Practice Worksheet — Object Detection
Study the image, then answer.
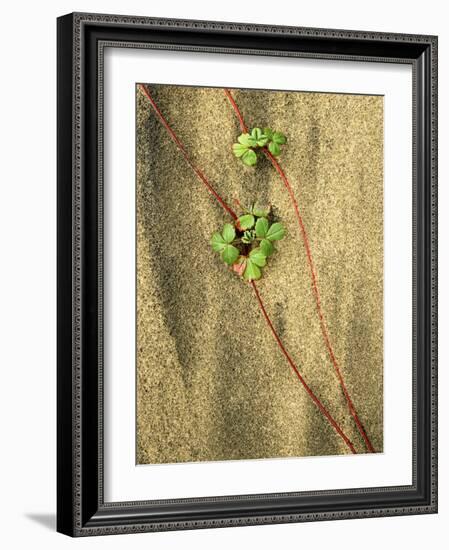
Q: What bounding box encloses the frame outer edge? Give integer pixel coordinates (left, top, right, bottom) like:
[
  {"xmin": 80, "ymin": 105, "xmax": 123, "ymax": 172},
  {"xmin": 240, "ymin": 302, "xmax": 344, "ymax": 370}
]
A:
[
  {"xmin": 57, "ymin": 13, "xmax": 77, "ymax": 537},
  {"xmin": 57, "ymin": 12, "xmax": 438, "ymax": 536},
  {"xmin": 70, "ymin": 11, "xmax": 437, "ymax": 44}
]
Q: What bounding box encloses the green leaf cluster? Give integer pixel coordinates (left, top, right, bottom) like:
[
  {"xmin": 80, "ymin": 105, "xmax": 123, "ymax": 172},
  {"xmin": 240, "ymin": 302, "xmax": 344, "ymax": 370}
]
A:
[
  {"xmin": 210, "ymin": 223, "xmax": 239, "ymax": 266},
  {"xmin": 232, "ymin": 127, "xmax": 287, "ymax": 166},
  {"xmin": 210, "ymin": 208, "xmax": 286, "ymax": 282}
]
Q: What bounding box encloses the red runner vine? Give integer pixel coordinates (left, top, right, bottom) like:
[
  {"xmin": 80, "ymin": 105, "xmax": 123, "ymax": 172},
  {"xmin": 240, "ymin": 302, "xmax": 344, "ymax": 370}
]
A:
[{"xmin": 224, "ymin": 88, "xmax": 375, "ymax": 453}]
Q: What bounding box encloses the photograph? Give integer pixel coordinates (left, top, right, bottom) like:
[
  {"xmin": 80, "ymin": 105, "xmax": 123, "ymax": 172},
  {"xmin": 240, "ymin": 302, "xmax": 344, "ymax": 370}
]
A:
[{"xmin": 136, "ymin": 83, "xmax": 384, "ymax": 463}]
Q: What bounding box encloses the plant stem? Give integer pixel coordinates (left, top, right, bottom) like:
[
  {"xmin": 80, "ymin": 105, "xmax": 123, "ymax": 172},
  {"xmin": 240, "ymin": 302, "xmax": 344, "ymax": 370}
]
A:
[
  {"xmin": 233, "ymin": 198, "xmax": 246, "ymax": 212},
  {"xmin": 233, "ymin": 237, "xmax": 262, "ymax": 244},
  {"xmin": 224, "ymin": 88, "xmax": 375, "ymax": 453},
  {"xmin": 139, "ymin": 84, "xmax": 238, "ymax": 221},
  {"xmin": 251, "ymin": 281, "xmax": 356, "ymax": 454},
  {"xmin": 139, "ymin": 84, "xmax": 356, "ymax": 453},
  {"xmin": 264, "ymin": 149, "xmax": 375, "ymax": 453},
  {"xmin": 224, "ymin": 89, "xmax": 249, "ymax": 133}
]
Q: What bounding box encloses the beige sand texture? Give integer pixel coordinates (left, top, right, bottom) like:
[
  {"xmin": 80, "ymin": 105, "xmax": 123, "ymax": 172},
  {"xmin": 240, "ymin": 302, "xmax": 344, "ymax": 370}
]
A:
[{"xmin": 136, "ymin": 84, "xmax": 383, "ymax": 464}]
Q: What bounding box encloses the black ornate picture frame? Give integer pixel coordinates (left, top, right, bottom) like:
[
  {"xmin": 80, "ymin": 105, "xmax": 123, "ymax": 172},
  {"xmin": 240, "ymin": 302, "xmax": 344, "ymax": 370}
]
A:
[{"xmin": 57, "ymin": 12, "xmax": 438, "ymax": 536}]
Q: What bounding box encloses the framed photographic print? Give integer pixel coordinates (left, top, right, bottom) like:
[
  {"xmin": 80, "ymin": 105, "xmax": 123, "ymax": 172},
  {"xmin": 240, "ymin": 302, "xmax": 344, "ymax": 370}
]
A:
[{"xmin": 57, "ymin": 12, "xmax": 438, "ymax": 536}]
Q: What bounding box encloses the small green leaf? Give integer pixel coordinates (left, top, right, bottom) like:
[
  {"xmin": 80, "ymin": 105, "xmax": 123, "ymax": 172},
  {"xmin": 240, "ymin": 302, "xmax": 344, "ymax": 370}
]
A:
[
  {"xmin": 255, "ymin": 217, "xmax": 269, "ymax": 238},
  {"xmin": 222, "ymin": 223, "xmax": 236, "ymax": 244},
  {"xmin": 233, "ymin": 143, "xmax": 248, "ymax": 158},
  {"xmin": 243, "ymin": 258, "xmax": 262, "ymax": 281},
  {"xmin": 251, "ymin": 128, "xmax": 263, "ymax": 140},
  {"xmin": 266, "ymin": 222, "xmax": 286, "ymax": 241},
  {"xmin": 221, "ymin": 244, "xmax": 239, "ymax": 265},
  {"xmin": 238, "ymin": 133, "xmax": 256, "ymax": 147},
  {"xmin": 242, "ymin": 229, "xmax": 256, "ymax": 244},
  {"xmin": 252, "ymin": 204, "xmax": 270, "ymax": 218},
  {"xmin": 263, "ymin": 127, "xmax": 273, "ymax": 140},
  {"xmin": 238, "ymin": 214, "xmax": 255, "ymax": 230},
  {"xmin": 260, "ymin": 238, "xmax": 274, "ymax": 256},
  {"xmin": 211, "ymin": 232, "xmax": 226, "ymax": 252},
  {"xmin": 242, "ymin": 149, "xmax": 257, "ymax": 166},
  {"xmin": 268, "ymin": 141, "xmax": 281, "ymax": 156},
  {"xmin": 249, "ymin": 248, "xmax": 267, "ymax": 267},
  {"xmin": 272, "ymin": 132, "xmax": 287, "ymax": 145}
]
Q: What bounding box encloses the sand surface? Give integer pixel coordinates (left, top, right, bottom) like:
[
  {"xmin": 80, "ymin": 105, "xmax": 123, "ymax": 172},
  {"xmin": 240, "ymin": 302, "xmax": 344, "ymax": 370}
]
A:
[{"xmin": 136, "ymin": 84, "xmax": 383, "ymax": 463}]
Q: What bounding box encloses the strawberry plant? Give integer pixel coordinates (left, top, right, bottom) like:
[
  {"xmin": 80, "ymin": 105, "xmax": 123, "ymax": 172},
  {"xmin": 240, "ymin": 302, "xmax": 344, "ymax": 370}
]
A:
[
  {"xmin": 232, "ymin": 127, "xmax": 287, "ymax": 166},
  {"xmin": 211, "ymin": 204, "xmax": 286, "ymax": 281}
]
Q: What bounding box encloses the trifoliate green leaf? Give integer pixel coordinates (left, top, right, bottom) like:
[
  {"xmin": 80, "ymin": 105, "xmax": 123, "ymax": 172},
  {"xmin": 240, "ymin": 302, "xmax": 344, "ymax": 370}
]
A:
[
  {"xmin": 233, "ymin": 143, "xmax": 248, "ymax": 158},
  {"xmin": 268, "ymin": 141, "xmax": 281, "ymax": 156},
  {"xmin": 221, "ymin": 244, "xmax": 239, "ymax": 265},
  {"xmin": 272, "ymin": 132, "xmax": 287, "ymax": 145},
  {"xmin": 243, "ymin": 258, "xmax": 262, "ymax": 281},
  {"xmin": 238, "ymin": 214, "xmax": 255, "ymax": 230},
  {"xmin": 260, "ymin": 238, "xmax": 274, "ymax": 256},
  {"xmin": 249, "ymin": 248, "xmax": 267, "ymax": 267},
  {"xmin": 266, "ymin": 222, "xmax": 286, "ymax": 241},
  {"xmin": 255, "ymin": 217, "xmax": 269, "ymax": 238},
  {"xmin": 211, "ymin": 232, "xmax": 226, "ymax": 252},
  {"xmin": 242, "ymin": 149, "xmax": 257, "ymax": 166},
  {"xmin": 251, "ymin": 127, "xmax": 269, "ymax": 147},
  {"xmin": 222, "ymin": 223, "xmax": 236, "ymax": 244}
]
